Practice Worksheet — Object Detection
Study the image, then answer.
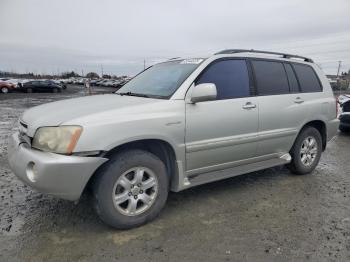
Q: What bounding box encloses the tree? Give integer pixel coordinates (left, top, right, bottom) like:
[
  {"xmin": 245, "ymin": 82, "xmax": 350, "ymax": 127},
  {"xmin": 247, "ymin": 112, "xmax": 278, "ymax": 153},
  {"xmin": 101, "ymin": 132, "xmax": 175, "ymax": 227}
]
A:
[
  {"xmin": 61, "ymin": 71, "xmax": 80, "ymax": 78},
  {"xmin": 86, "ymin": 72, "xmax": 99, "ymax": 79},
  {"xmin": 102, "ymin": 74, "xmax": 111, "ymax": 79}
]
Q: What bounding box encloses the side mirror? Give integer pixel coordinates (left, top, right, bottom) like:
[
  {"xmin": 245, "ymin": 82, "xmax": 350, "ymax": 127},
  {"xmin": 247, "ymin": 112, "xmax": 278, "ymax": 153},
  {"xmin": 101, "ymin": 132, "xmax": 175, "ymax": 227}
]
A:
[{"xmin": 190, "ymin": 83, "xmax": 217, "ymax": 103}]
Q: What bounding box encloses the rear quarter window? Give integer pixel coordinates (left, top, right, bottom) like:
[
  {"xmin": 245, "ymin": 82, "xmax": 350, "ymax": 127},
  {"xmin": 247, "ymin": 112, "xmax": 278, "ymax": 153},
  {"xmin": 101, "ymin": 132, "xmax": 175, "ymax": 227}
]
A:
[{"xmin": 292, "ymin": 64, "xmax": 322, "ymax": 93}]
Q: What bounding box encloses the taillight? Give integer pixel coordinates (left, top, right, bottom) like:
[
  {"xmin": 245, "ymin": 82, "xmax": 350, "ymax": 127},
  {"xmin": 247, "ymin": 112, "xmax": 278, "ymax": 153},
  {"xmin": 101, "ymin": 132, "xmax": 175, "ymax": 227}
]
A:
[{"xmin": 336, "ymin": 97, "xmax": 340, "ymax": 118}]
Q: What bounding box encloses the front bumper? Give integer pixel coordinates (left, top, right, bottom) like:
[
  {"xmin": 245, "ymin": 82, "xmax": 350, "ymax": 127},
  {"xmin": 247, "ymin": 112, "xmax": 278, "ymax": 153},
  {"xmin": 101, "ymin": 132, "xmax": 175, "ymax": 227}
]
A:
[{"xmin": 7, "ymin": 132, "xmax": 108, "ymax": 201}]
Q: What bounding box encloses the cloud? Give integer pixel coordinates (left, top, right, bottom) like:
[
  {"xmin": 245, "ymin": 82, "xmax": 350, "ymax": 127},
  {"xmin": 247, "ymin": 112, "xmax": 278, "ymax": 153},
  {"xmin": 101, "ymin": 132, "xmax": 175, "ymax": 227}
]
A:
[{"xmin": 1, "ymin": 0, "xmax": 349, "ymax": 75}]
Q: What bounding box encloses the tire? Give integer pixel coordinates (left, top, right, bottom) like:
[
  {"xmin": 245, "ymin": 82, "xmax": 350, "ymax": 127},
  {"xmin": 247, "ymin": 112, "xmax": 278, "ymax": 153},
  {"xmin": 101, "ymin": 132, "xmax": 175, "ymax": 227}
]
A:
[
  {"xmin": 1, "ymin": 87, "xmax": 9, "ymax": 94},
  {"xmin": 288, "ymin": 127, "xmax": 322, "ymax": 175},
  {"xmin": 339, "ymin": 125, "xmax": 350, "ymax": 133},
  {"xmin": 93, "ymin": 149, "xmax": 169, "ymax": 229},
  {"xmin": 52, "ymin": 88, "xmax": 58, "ymax": 93},
  {"xmin": 26, "ymin": 88, "xmax": 33, "ymax": 93}
]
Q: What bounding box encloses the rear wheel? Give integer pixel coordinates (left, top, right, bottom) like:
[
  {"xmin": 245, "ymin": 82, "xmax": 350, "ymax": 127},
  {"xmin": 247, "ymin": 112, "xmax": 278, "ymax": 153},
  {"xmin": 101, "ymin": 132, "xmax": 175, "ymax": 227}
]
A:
[
  {"xmin": 93, "ymin": 149, "xmax": 169, "ymax": 229},
  {"xmin": 26, "ymin": 88, "xmax": 33, "ymax": 93},
  {"xmin": 1, "ymin": 87, "xmax": 9, "ymax": 93},
  {"xmin": 288, "ymin": 127, "xmax": 322, "ymax": 175},
  {"xmin": 52, "ymin": 88, "xmax": 58, "ymax": 93}
]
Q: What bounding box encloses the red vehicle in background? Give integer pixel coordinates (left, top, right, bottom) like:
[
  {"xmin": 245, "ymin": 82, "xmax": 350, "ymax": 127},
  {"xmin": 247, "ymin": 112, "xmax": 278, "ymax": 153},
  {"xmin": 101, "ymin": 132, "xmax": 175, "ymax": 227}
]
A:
[{"xmin": 0, "ymin": 80, "xmax": 16, "ymax": 93}]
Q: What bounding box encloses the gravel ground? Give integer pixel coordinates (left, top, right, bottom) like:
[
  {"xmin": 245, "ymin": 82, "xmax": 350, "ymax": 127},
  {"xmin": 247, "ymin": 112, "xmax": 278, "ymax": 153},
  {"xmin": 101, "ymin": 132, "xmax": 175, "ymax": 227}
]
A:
[{"xmin": 0, "ymin": 86, "xmax": 349, "ymax": 262}]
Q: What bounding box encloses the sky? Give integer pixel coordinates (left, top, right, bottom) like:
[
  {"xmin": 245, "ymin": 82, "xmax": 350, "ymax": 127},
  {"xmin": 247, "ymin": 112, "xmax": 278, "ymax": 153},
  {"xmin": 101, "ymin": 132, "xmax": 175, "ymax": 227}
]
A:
[{"xmin": 1, "ymin": 0, "xmax": 350, "ymax": 76}]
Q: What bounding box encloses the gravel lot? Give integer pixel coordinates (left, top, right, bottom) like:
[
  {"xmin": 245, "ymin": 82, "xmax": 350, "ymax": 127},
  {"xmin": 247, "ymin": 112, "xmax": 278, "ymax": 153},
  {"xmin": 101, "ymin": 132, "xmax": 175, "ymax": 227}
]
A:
[{"xmin": 0, "ymin": 86, "xmax": 349, "ymax": 262}]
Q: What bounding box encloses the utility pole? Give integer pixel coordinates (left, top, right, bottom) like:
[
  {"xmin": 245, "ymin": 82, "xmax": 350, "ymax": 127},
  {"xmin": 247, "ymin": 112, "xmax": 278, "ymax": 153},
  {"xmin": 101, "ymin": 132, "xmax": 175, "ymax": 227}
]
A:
[
  {"xmin": 336, "ymin": 61, "xmax": 342, "ymax": 92},
  {"xmin": 101, "ymin": 64, "xmax": 104, "ymax": 78},
  {"xmin": 336, "ymin": 61, "xmax": 342, "ymax": 77},
  {"xmin": 143, "ymin": 59, "xmax": 146, "ymax": 70}
]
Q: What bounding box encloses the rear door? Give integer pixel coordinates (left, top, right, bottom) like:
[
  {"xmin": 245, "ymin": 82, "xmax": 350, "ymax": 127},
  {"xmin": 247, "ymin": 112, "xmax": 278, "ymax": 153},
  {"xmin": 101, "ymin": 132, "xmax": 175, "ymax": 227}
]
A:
[
  {"xmin": 292, "ymin": 63, "xmax": 324, "ymax": 115},
  {"xmin": 251, "ymin": 59, "xmax": 307, "ymax": 157},
  {"xmin": 185, "ymin": 59, "xmax": 259, "ymax": 174}
]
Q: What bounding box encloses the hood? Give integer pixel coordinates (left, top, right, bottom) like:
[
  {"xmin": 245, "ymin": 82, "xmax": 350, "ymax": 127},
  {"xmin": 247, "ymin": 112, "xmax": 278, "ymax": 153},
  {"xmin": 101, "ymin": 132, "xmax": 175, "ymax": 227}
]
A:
[{"xmin": 21, "ymin": 94, "xmax": 164, "ymax": 136}]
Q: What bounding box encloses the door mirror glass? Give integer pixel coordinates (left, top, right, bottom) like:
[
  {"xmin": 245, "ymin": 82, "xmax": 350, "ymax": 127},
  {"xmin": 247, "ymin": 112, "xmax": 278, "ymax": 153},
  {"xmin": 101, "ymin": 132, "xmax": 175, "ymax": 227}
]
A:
[{"xmin": 190, "ymin": 83, "xmax": 217, "ymax": 103}]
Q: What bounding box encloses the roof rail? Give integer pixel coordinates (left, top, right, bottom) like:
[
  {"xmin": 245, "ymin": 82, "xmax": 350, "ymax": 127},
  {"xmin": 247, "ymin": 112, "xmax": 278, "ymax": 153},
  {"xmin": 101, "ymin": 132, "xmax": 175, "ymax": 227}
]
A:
[
  {"xmin": 214, "ymin": 49, "xmax": 313, "ymax": 63},
  {"xmin": 167, "ymin": 57, "xmax": 182, "ymax": 61}
]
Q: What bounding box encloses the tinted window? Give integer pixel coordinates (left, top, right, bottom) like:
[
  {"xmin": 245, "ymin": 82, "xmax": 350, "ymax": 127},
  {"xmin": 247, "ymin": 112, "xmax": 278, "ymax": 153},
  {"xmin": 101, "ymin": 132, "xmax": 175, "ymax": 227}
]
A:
[
  {"xmin": 284, "ymin": 63, "xmax": 299, "ymax": 93},
  {"xmin": 252, "ymin": 60, "xmax": 289, "ymax": 95},
  {"xmin": 196, "ymin": 59, "xmax": 250, "ymax": 100},
  {"xmin": 293, "ymin": 64, "xmax": 322, "ymax": 93}
]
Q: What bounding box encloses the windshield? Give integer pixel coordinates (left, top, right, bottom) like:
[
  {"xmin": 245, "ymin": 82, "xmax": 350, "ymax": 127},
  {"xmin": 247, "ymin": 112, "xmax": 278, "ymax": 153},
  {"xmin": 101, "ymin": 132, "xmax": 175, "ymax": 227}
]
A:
[{"xmin": 117, "ymin": 59, "xmax": 203, "ymax": 99}]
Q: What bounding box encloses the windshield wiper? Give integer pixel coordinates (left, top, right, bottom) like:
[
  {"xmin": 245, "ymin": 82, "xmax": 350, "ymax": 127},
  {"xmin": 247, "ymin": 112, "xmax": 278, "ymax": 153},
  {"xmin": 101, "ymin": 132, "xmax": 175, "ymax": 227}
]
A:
[{"xmin": 117, "ymin": 91, "xmax": 150, "ymax": 98}]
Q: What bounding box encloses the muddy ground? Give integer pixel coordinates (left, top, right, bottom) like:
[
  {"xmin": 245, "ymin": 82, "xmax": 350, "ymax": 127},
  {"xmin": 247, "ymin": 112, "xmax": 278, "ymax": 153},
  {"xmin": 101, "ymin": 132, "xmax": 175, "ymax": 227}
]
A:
[{"xmin": 0, "ymin": 85, "xmax": 349, "ymax": 262}]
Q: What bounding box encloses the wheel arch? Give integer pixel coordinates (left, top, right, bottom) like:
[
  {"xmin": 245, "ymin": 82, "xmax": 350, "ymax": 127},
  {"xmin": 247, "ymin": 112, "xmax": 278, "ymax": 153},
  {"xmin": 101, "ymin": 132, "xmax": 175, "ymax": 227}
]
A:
[
  {"xmin": 297, "ymin": 120, "xmax": 327, "ymax": 151},
  {"xmin": 85, "ymin": 139, "xmax": 179, "ymax": 193}
]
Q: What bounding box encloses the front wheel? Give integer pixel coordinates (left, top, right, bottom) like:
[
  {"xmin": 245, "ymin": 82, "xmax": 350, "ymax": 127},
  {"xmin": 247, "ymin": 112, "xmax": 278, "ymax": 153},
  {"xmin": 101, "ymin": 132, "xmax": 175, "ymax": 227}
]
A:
[
  {"xmin": 1, "ymin": 87, "xmax": 9, "ymax": 93},
  {"xmin": 93, "ymin": 149, "xmax": 169, "ymax": 229},
  {"xmin": 288, "ymin": 127, "xmax": 322, "ymax": 175}
]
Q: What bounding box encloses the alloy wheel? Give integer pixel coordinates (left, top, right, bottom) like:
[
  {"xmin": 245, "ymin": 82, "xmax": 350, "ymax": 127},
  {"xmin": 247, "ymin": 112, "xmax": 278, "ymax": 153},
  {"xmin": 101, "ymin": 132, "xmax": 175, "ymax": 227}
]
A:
[
  {"xmin": 112, "ymin": 167, "xmax": 158, "ymax": 216},
  {"xmin": 300, "ymin": 136, "xmax": 318, "ymax": 167}
]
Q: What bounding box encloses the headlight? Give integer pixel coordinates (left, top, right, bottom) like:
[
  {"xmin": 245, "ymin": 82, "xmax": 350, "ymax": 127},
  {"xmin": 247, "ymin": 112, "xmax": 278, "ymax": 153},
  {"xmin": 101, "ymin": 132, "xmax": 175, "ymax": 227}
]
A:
[{"xmin": 32, "ymin": 126, "xmax": 82, "ymax": 154}]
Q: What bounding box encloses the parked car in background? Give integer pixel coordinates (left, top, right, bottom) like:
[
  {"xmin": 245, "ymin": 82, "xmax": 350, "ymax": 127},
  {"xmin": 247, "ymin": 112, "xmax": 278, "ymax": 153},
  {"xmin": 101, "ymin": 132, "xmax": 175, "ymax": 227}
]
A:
[
  {"xmin": 338, "ymin": 95, "xmax": 350, "ymax": 132},
  {"xmin": 96, "ymin": 79, "xmax": 109, "ymax": 86},
  {"xmin": 3, "ymin": 79, "xmax": 27, "ymax": 88},
  {"xmin": 8, "ymin": 49, "xmax": 338, "ymax": 229},
  {"xmin": 21, "ymin": 80, "xmax": 63, "ymax": 93},
  {"xmin": 52, "ymin": 80, "xmax": 67, "ymax": 90},
  {"xmin": 0, "ymin": 80, "xmax": 16, "ymax": 93},
  {"xmin": 90, "ymin": 79, "xmax": 100, "ymax": 86}
]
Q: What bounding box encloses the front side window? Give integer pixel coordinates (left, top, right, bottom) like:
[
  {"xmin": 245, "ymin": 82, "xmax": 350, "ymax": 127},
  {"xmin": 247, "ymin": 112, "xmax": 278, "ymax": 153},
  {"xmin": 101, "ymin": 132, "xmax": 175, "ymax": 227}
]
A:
[
  {"xmin": 292, "ymin": 64, "xmax": 322, "ymax": 93},
  {"xmin": 195, "ymin": 59, "xmax": 250, "ymax": 100},
  {"xmin": 252, "ymin": 60, "xmax": 289, "ymax": 95},
  {"xmin": 117, "ymin": 59, "xmax": 203, "ymax": 99}
]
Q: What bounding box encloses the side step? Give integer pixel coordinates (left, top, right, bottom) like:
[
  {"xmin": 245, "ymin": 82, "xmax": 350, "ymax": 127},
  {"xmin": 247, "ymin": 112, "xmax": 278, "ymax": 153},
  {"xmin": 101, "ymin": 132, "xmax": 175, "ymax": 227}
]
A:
[{"xmin": 187, "ymin": 154, "xmax": 291, "ymax": 188}]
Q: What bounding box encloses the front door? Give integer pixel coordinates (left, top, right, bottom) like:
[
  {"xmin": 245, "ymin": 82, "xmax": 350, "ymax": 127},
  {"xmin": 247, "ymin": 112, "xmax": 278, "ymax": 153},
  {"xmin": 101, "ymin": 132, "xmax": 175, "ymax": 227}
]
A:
[{"xmin": 185, "ymin": 59, "xmax": 259, "ymax": 175}]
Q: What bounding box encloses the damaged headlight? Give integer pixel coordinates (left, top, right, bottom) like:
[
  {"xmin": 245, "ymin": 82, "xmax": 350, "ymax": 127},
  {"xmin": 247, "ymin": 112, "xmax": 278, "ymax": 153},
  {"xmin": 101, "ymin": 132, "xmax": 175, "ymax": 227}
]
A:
[{"xmin": 32, "ymin": 126, "xmax": 82, "ymax": 154}]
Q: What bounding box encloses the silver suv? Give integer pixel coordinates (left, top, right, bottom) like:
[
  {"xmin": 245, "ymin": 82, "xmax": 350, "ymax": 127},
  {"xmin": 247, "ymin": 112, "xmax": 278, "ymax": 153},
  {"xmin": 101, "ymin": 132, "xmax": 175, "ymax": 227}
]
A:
[{"xmin": 8, "ymin": 49, "xmax": 339, "ymax": 229}]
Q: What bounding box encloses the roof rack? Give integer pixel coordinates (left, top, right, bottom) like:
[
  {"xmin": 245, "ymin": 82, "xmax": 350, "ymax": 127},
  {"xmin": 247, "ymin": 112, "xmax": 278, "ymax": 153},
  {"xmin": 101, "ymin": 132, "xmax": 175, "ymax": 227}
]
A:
[
  {"xmin": 214, "ymin": 49, "xmax": 313, "ymax": 63},
  {"xmin": 167, "ymin": 57, "xmax": 182, "ymax": 61}
]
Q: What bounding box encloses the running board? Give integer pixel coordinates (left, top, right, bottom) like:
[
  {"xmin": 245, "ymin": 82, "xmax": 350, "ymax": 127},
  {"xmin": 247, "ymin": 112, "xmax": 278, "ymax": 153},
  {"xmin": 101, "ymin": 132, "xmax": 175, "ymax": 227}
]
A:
[{"xmin": 187, "ymin": 154, "xmax": 291, "ymax": 188}]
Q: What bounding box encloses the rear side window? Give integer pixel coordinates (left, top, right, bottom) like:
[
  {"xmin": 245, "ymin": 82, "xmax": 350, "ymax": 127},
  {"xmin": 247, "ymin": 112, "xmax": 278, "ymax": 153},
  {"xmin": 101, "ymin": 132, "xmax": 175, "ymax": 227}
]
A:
[
  {"xmin": 292, "ymin": 64, "xmax": 322, "ymax": 93},
  {"xmin": 196, "ymin": 59, "xmax": 250, "ymax": 100},
  {"xmin": 284, "ymin": 63, "xmax": 299, "ymax": 93},
  {"xmin": 252, "ymin": 60, "xmax": 289, "ymax": 95}
]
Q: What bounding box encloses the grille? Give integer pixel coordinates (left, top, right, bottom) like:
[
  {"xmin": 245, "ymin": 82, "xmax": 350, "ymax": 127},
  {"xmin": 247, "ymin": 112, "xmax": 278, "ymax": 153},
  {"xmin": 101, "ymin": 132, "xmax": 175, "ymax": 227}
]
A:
[
  {"xmin": 20, "ymin": 121, "xmax": 28, "ymax": 128},
  {"xmin": 19, "ymin": 132, "xmax": 31, "ymax": 146},
  {"xmin": 18, "ymin": 120, "xmax": 31, "ymax": 145}
]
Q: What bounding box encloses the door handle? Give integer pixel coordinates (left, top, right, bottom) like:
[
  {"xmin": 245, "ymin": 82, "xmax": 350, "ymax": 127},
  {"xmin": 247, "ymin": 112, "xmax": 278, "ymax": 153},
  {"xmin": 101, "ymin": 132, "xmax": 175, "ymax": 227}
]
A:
[
  {"xmin": 294, "ymin": 97, "xmax": 304, "ymax": 104},
  {"xmin": 242, "ymin": 102, "xmax": 256, "ymax": 109}
]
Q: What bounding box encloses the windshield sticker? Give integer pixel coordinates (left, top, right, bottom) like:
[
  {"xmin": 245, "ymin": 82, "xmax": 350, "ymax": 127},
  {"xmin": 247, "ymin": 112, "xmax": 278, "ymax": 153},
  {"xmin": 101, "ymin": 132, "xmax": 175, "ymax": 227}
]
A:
[{"xmin": 180, "ymin": 58, "xmax": 204, "ymax": 64}]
